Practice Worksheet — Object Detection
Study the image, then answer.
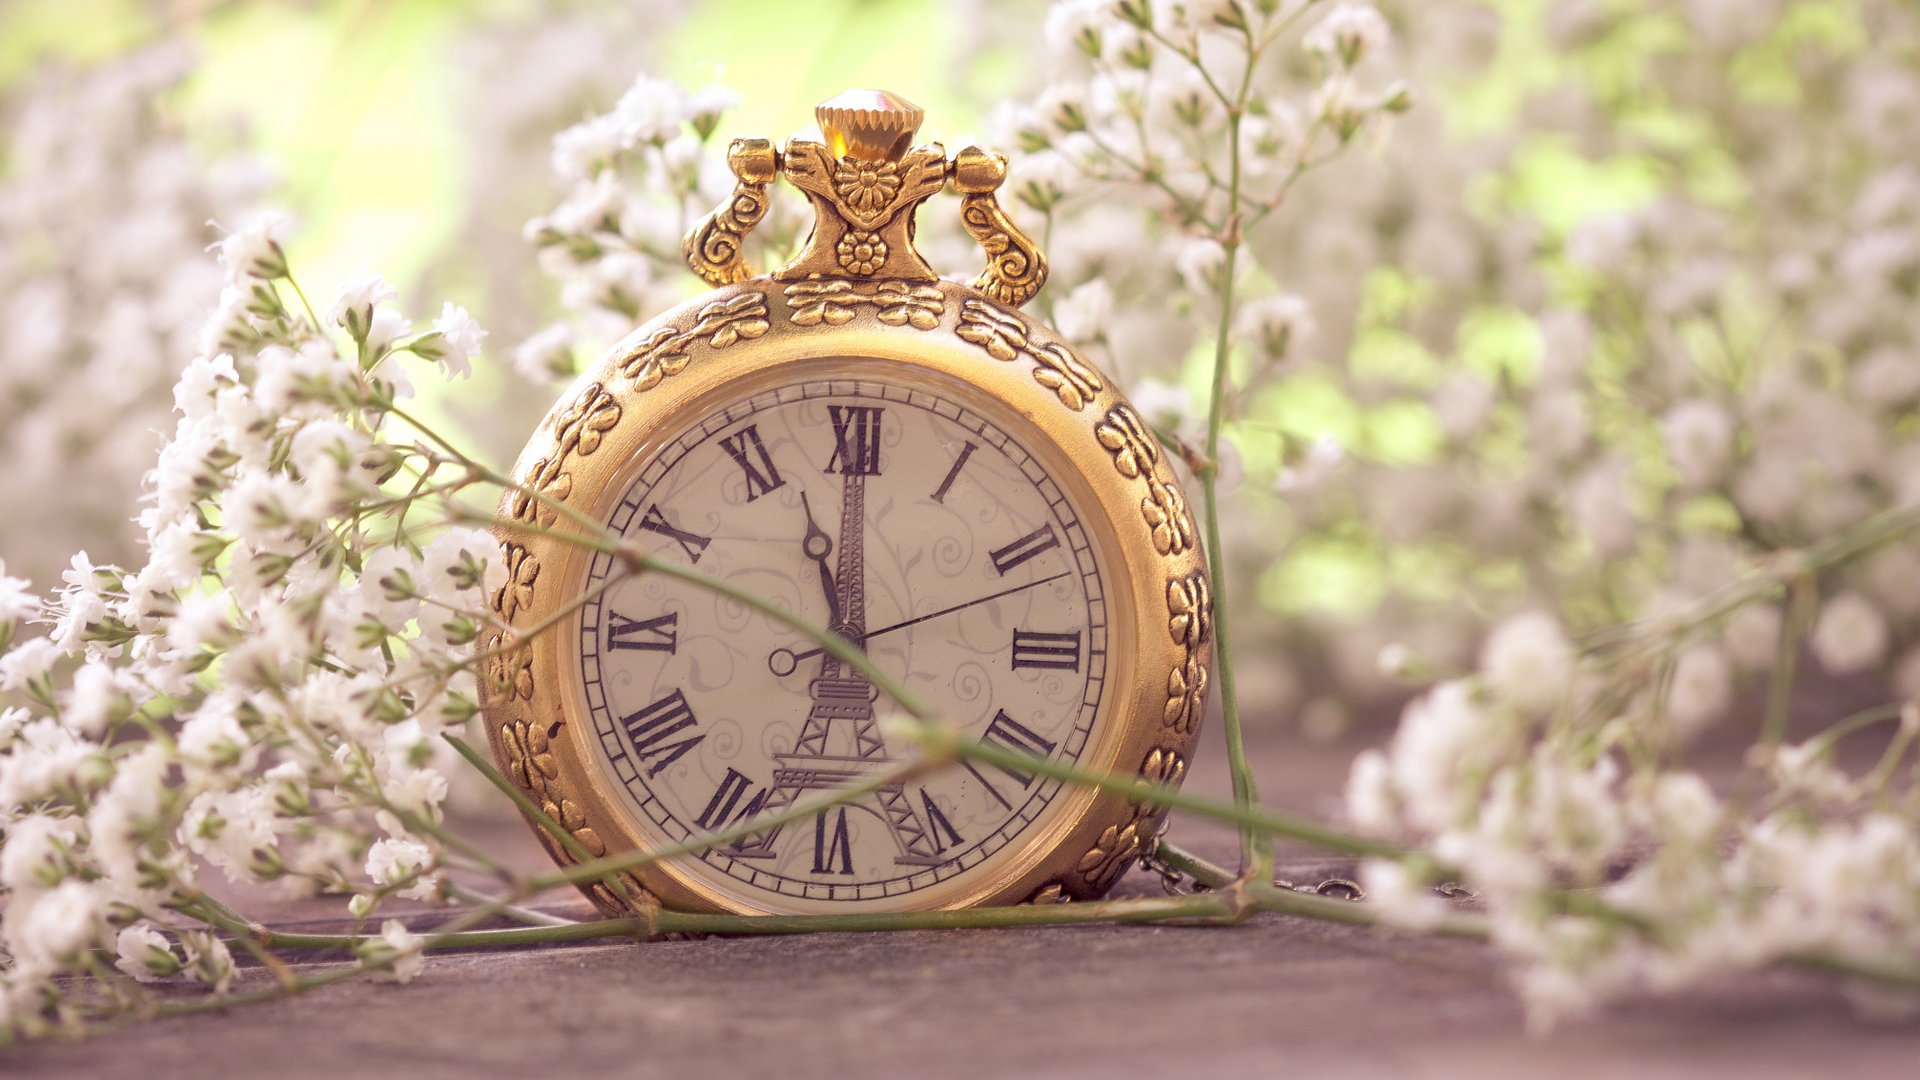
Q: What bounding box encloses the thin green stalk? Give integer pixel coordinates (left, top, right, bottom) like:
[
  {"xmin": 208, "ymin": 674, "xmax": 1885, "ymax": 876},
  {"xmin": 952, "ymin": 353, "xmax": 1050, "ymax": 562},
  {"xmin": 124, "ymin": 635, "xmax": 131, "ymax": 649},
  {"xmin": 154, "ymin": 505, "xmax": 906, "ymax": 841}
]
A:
[
  {"xmin": 443, "ymin": 734, "xmax": 645, "ymax": 913},
  {"xmin": 1194, "ymin": 21, "xmax": 1271, "ymax": 885},
  {"xmin": 655, "ymin": 893, "xmax": 1236, "ymax": 934},
  {"xmin": 895, "ymin": 719, "xmax": 1405, "ymax": 860},
  {"xmin": 481, "ymin": 513, "xmax": 933, "ymax": 721},
  {"xmin": 525, "ymin": 754, "xmax": 942, "ymax": 892},
  {"xmin": 1761, "ymin": 575, "xmax": 1814, "ymax": 749},
  {"xmin": 442, "ymin": 883, "xmax": 576, "ymax": 928},
  {"xmin": 1153, "ymin": 839, "xmax": 1237, "ymax": 889}
]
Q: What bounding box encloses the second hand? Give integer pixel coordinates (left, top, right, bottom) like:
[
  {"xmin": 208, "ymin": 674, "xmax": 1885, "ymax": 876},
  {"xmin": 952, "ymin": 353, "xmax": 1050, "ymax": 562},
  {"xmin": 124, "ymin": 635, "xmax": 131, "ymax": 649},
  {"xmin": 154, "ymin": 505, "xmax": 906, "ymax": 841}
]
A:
[{"xmin": 768, "ymin": 571, "xmax": 1071, "ymax": 676}]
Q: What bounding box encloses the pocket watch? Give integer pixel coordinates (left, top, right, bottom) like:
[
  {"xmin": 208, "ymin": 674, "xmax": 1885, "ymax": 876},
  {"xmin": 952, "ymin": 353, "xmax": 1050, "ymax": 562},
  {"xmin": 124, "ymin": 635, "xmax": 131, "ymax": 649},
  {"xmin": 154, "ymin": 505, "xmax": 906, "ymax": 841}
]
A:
[{"xmin": 483, "ymin": 90, "xmax": 1212, "ymax": 917}]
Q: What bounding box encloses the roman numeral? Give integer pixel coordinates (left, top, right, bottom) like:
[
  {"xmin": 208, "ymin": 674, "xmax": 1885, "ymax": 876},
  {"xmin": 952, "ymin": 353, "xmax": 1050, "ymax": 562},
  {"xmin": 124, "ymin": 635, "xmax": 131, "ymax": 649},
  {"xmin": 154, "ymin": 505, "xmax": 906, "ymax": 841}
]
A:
[
  {"xmin": 638, "ymin": 503, "xmax": 711, "ymax": 563},
  {"xmin": 1011, "ymin": 630, "xmax": 1081, "ymax": 671},
  {"xmin": 826, "ymin": 405, "xmax": 883, "ymax": 477},
  {"xmin": 962, "ymin": 709, "xmax": 1060, "ymax": 810},
  {"xmin": 719, "ymin": 424, "xmax": 785, "ymax": 502},
  {"xmin": 620, "ymin": 688, "xmax": 703, "ymax": 778},
  {"xmin": 607, "ymin": 610, "xmax": 677, "ymax": 653},
  {"xmin": 695, "ymin": 767, "xmax": 769, "ymax": 832},
  {"xmin": 919, "ymin": 788, "xmax": 963, "ymax": 854},
  {"xmin": 931, "ymin": 441, "xmax": 977, "ymax": 504},
  {"xmin": 988, "ymin": 524, "xmax": 1061, "ymax": 576},
  {"xmin": 812, "ymin": 807, "xmax": 855, "ymax": 874}
]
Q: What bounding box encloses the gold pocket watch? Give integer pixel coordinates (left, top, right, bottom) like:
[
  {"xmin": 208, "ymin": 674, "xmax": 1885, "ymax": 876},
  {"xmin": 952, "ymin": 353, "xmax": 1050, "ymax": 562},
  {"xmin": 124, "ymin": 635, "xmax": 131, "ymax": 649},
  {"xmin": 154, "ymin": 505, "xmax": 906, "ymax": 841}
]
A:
[{"xmin": 483, "ymin": 90, "xmax": 1211, "ymax": 916}]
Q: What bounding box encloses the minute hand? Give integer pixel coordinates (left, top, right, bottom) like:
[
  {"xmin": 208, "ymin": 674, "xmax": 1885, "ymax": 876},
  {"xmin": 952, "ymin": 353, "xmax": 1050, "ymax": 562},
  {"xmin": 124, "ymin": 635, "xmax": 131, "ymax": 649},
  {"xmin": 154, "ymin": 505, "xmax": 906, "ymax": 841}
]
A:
[{"xmin": 770, "ymin": 571, "xmax": 1071, "ymax": 672}]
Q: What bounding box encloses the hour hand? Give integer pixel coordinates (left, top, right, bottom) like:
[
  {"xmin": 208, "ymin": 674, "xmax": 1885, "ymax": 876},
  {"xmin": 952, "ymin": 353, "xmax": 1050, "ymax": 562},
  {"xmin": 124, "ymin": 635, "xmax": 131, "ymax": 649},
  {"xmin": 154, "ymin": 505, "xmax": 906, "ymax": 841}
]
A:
[{"xmin": 798, "ymin": 490, "xmax": 840, "ymax": 625}]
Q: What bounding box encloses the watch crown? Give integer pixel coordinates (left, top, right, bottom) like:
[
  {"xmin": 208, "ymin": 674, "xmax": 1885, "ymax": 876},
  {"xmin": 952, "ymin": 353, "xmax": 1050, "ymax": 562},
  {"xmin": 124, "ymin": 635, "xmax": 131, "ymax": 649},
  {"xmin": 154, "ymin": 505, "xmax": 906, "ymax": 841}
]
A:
[{"xmin": 815, "ymin": 88, "xmax": 924, "ymax": 163}]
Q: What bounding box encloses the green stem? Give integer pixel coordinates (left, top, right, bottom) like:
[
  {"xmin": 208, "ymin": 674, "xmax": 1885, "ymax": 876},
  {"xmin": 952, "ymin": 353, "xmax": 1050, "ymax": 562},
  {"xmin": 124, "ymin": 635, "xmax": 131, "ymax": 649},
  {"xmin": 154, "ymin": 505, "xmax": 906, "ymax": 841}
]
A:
[
  {"xmin": 895, "ymin": 719, "xmax": 1404, "ymax": 860},
  {"xmin": 525, "ymin": 755, "xmax": 942, "ymax": 892},
  {"xmin": 1153, "ymin": 839, "xmax": 1237, "ymax": 889},
  {"xmin": 656, "ymin": 893, "xmax": 1236, "ymax": 934},
  {"xmin": 1197, "ymin": 30, "xmax": 1270, "ymax": 883},
  {"xmin": 481, "ymin": 513, "xmax": 934, "ymax": 721},
  {"xmin": 443, "ymin": 734, "xmax": 645, "ymax": 913}
]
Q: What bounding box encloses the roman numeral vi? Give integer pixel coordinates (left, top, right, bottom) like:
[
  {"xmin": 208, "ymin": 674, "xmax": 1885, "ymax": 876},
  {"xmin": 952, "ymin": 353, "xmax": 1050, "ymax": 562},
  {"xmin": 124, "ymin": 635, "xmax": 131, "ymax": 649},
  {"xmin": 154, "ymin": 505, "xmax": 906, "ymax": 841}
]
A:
[{"xmin": 813, "ymin": 807, "xmax": 855, "ymax": 874}]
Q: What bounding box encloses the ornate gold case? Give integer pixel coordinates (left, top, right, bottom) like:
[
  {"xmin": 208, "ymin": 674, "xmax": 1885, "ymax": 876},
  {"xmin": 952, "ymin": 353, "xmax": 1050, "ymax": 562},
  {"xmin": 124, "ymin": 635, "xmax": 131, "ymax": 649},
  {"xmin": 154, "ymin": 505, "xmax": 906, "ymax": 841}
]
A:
[{"xmin": 481, "ymin": 91, "xmax": 1211, "ymax": 917}]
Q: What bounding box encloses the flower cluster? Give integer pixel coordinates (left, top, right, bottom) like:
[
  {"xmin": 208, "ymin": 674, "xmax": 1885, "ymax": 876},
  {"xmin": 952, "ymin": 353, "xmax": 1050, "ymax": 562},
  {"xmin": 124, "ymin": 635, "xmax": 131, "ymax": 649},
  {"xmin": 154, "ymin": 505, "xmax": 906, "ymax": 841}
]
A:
[
  {"xmin": 1241, "ymin": 0, "xmax": 1920, "ymax": 733},
  {"xmin": 997, "ymin": 0, "xmax": 1409, "ymax": 390},
  {"xmin": 1350, "ymin": 670, "xmax": 1920, "ymax": 1030},
  {"xmin": 518, "ymin": 74, "xmax": 806, "ymax": 382},
  {"xmin": 0, "ymin": 218, "xmax": 500, "ymax": 1037},
  {"xmin": 0, "ymin": 44, "xmax": 274, "ymax": 586}
]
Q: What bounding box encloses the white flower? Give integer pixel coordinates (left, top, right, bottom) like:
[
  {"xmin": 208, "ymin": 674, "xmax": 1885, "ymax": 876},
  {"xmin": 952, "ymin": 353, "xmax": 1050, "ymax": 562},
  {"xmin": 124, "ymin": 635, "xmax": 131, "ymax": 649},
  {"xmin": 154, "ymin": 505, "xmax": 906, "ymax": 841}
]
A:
[
  {"xmin": 1344, "ymin": 749, "xmax": 1398, "ymax": 833},
  {"xmin": 417, "ymin": 302, "xmax": 487, "ymax": 379},
  {"xmin": 1044, "ymin": 0, "xmax": 1114, "ymax": 57},
  {"xmin": 1174, "ymin": 236, "xmax": 1228, "ymax": 296},
  {"xmin": 180, "ymin": 930, "xmax": 235, "ymax": 992},
  {"xmin": 512, "ymin": 323, "xmax": 576, "ymax": 381},
  {"xmin": 0, "ymin": 562, "xmax": 38, "ymax": 623},
  {"xmin": 364, "ymin": 306, "xmax": 412, "ymax": 359},
  {"xmin": 115, "ymin": 924, "xmax": 182, "ymax": 982},
  {"xmin": 326, "ymin": 272, "xmax": 396, "ymax": 340},
  {"xmin": 1234, "ymin": 294, "xmax": 1315, "ymax": 359},
  {"xmin": 1666, "ymin": 644, "xmax": 1731, "ymax": 740},
  {"xmin": 357, "ymin": 919, "xmax": 425, "ymax": 984},
  {"xmin": 1360, "ymin": 858, "xmax": 1447, "ymax": 929},
  {"xmin": 1809, "ymin": 592, "xmax": 1889, "ymax": 675},
  {"xmin": 1306, "ymin": 3, "xmax": 1391, "ymax": 67},
  {"xmin": 10, "ymin": 881, "xmax": 106, "ymax": 969},
  {"xmin": 63, "ymin": 661, "xmax": 131, "ymax": 737},
  {"xmin": 1850, "ymin": 346, "xmax": 1920, "ymax": 408},
  {"xmin": 209, "ymin": 214, "xmax": 289, "ymax": 285},
  {"xmin": 179, "ymin": 788, "xmax": 281, "ymax": 884},
  {"xmin": 1662, "ymin": 400, "xmax": 1735, "ymax": 490},
  {"xmin": 612, "ymin": 74, "xmax": 692, "ymax": 146},
  {"xmin": 1479, "ymin": 614, "xmax": 1573, "ymax": 716},
  {"xmin": 1274, "ymin": 434, "xmax": 1345, "ymax": 493},
  {"xmin": 423, "ymin": 528, "xmax": 500, "ymax": 596},
  {"xmin": 1723, "ymin": 604, "xmax": 1782, "ymax": 672},
  {"xmin": 1384, "ymin": 680, "xmax": 1500, "ymax": 829},
  {"xmin": 0, "ymin": 816, "xmax": 77, "ymax": 893},
  {"xmin": 365, "ymin": 836, "xmax": 438, "ymax": 901},
  {"xmin": 1051, "ymin": 279, "xmax": 1114, "ymax": 345}
]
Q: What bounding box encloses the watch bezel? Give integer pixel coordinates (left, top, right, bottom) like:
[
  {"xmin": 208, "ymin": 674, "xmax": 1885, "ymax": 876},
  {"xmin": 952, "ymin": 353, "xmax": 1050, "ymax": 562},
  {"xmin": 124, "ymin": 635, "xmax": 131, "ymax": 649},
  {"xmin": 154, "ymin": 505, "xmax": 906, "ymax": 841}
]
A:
[{"xmin": 482, "ymin": 279, "xmax": 1210, "ymax": 916}]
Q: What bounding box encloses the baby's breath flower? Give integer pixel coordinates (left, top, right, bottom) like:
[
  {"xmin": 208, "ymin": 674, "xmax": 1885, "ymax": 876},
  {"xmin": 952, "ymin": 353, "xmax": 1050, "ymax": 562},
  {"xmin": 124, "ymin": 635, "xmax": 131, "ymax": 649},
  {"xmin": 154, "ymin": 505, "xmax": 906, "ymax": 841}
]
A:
[
  {"xmin": 357, "ymin": 920, "xmax": 426, "ymax": 984},
  {"xmin": 411, "ymin": 302, "xmax": 488, "ymax": 379},
  {"xmin": 210, "ymin": 214, "xmax": 290, "ymax": 285},
  {"xmin": 1305, "ymin": 3, "xmax": 1391, "ymax": 68},
  {"xmin": 1478, "ymin": 614, "xmax": 1572, "ymax": 717},
  {"xmin": 326, "ymin": 272, "xmax": 397, "ymax": 343},
  {"xmin": 114, "ymin": 925, "xmax": 182, "ymax": 982},
  {"xmin": 1810, "ymin": 592, "xmax": 1890, "ymax": 675}
]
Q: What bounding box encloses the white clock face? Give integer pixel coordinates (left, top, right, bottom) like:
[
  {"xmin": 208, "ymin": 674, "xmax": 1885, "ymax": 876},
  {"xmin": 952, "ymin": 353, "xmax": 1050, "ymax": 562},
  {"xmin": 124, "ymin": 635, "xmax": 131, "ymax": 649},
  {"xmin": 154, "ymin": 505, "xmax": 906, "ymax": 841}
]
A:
[{"xmin": 574, "ymin": 371, "xmax": 1112, "ymax": 911}]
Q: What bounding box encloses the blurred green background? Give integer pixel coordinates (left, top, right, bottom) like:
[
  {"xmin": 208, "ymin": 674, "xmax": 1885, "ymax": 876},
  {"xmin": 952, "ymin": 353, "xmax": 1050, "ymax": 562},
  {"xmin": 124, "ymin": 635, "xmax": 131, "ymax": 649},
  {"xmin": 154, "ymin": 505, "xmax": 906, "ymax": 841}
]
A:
[{"xmin": 0, "ymin": 0, "xmax": 1021, "ymax": 297}]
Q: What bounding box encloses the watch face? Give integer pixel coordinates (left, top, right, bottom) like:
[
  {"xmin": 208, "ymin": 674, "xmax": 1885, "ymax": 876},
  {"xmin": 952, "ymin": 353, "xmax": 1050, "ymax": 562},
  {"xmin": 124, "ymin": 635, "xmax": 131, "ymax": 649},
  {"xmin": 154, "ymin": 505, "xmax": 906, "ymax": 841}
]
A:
[{"xmin": 572, "ymin": 368, "xmax": 1112, "ymax": 911}]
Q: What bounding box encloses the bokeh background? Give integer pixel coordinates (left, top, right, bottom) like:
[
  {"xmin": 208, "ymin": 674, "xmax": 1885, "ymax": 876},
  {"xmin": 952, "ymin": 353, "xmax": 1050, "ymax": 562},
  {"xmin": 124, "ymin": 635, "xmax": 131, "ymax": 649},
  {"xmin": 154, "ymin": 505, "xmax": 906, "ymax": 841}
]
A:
[{"xmin": 5, "ymin": 0, "xmax": 1917, "ymax": 743}]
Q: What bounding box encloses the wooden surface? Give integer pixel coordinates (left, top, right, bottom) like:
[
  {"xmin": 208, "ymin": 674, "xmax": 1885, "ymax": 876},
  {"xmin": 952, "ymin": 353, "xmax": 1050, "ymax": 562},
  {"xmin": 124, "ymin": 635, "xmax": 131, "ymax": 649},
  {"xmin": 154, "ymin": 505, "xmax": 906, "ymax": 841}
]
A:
[{"xmin": 8, "ymin": 721, "xmax": 1918, "ymax": 1078}]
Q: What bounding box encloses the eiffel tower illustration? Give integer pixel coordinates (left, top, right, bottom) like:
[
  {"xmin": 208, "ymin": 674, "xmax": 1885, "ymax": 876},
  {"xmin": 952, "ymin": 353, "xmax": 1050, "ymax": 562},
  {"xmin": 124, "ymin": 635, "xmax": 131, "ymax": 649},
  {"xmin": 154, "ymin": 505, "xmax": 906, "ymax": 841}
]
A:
[{"xmin": 732, "ymin": 409, "xmax": 944, "ymax": 867}]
